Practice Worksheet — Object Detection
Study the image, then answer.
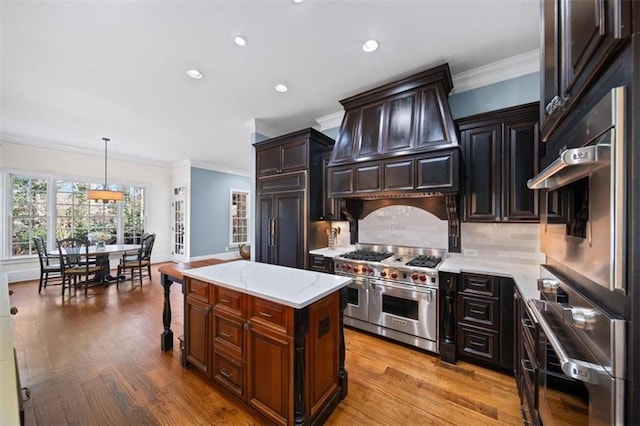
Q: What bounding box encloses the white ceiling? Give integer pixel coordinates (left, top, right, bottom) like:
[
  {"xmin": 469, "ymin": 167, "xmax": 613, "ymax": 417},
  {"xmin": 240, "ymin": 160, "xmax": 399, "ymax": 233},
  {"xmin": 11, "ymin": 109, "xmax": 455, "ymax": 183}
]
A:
[{"xmin": 1, "ymin": 0, "xmax": 540, "ymax": 174}]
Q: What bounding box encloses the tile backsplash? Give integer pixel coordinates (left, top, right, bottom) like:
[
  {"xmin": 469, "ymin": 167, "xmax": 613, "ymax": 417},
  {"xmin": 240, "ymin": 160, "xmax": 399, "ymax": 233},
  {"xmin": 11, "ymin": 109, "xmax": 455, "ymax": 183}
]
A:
[
  {"xmin": 357, "ymin": 204, "xmax": 544, "ymax": 265},
  {"xmin": 460, "ymin": 222, "xmax": 544, "ymax": 265},
  {"xmin": 358, "ymin": 205, "xmax": 449, "ymax": 249}
]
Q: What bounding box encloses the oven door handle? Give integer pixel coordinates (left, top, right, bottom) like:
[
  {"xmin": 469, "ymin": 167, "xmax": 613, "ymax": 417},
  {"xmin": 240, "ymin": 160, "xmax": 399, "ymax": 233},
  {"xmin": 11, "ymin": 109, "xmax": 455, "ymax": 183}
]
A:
[
  {"xmin": 527, "ymin": 300, "xmax": 610, "ymax": 385},
  {"xmin": 369, "ymin": 278, "xmax": 434, "ymax": 294}
]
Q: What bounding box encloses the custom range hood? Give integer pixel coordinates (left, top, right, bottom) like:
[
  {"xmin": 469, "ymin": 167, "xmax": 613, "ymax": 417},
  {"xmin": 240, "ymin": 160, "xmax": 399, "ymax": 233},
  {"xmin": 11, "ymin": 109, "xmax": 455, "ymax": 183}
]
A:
[
  {"xmin": 327, "ymin": 63, "xmax": 462, "ymax": 251},
  {"xmin": 327, "ymin": 63, "xmax": 461, "ymax": 200}
]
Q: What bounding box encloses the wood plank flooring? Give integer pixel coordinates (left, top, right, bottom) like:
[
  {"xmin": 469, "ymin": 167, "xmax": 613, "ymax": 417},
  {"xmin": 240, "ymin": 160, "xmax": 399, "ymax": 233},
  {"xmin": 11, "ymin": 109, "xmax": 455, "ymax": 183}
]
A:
[{"xmin": 8, "ymin": 263, "xmax": 522, "ymax": 425}]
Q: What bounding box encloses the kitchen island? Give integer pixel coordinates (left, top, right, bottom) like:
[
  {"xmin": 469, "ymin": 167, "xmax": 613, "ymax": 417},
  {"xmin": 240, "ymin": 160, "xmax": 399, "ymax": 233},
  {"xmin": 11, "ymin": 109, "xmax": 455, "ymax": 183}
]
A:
[{"xmin": 182, "ymin": 260, "xmax": 351, "ymax": 426}]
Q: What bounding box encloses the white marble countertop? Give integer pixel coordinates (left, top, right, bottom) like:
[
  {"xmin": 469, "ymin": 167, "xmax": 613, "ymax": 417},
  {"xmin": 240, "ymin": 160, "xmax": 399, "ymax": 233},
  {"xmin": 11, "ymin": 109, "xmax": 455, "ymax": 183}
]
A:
[
  {"xmin": 309, "ymin": 246, "xmax": 356, "ymax": 258},
  {"xmin": 440, "ymin": 254, "xmax": 541, "ymax": 301},
  {"xmin": 183, "ymin": 260, "xmax": 352, "ymax": 309},
  {"xmin": 0, "ymin": 274, "xmax": 21, "ymax": 426}
]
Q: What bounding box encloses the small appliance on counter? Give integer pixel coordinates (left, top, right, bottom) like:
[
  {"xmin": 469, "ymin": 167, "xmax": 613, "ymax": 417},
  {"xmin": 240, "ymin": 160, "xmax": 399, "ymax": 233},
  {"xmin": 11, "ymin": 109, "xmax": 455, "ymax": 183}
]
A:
[{"xmin": 325, "ymin": 226, "xmax": 340, "ymax": 250}]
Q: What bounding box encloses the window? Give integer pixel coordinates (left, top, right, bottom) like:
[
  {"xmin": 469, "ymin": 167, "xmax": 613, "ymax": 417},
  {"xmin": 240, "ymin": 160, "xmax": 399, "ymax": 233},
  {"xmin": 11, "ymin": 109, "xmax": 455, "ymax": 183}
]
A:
[
  {"xmin": 230, "ymin": 189, "xmax": 249, "ymax": 246},
  {"xmin": 6, "ymin": 172, "xmax": 146, "ymax": 258},
  {"xmin": 123, "ymin": 187, "xmax": 145, "ymax": 244},
  {"xmin": 10, "ymin": 175, "xmax": 48, "ymax": 256}
]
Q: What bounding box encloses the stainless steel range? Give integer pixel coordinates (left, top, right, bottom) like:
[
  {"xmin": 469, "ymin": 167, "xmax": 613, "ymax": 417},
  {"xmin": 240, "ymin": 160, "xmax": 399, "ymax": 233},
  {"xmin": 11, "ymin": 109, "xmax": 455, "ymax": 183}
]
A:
[{"xmin": 334, "ymin": 243, "xmax": 445, "ymax": 353}]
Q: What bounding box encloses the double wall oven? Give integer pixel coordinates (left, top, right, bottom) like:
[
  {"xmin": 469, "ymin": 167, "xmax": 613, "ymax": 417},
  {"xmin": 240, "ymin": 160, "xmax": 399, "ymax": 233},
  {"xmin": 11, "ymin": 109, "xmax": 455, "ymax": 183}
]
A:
[
  {"xmin": 527, "ymin": 86, "xmax": 629, "ymax": 424},
  {"xmin": 334, "ymin": 244, "xmax": 444, "ymax": 353}
]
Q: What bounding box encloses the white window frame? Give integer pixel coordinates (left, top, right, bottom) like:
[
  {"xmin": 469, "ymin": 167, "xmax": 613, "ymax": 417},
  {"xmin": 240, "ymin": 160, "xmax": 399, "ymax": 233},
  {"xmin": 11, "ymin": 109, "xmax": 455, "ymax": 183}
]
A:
[
  {"xmin": 229, "ymin": 188, "xmax": 250, "ymax": 247},
  {"xmin": 2, "ymin": 169, "xmax": 147, "ymax": 260}
]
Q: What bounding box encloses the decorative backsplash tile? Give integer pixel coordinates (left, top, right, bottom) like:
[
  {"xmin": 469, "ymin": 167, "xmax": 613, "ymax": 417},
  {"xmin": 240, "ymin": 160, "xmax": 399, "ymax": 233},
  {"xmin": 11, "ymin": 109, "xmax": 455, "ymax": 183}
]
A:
[
  {"xmin": 357, "ymin": 204, "xmax": 544, "ymax": 266},
  {"xmin": 358, "ymin": 205, "xmax": 449, "ymax": 249},
  {"xmin": 461, "ymin": 222, "xmax": 544, "ymax": 265}
]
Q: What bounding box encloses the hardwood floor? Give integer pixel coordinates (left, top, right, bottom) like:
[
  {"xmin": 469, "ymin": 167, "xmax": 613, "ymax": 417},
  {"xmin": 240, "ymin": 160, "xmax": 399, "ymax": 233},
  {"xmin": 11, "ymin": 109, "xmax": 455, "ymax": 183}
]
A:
[{"xmin": 8, "ymin": 263, "xmax": 522, "ymax": 425}]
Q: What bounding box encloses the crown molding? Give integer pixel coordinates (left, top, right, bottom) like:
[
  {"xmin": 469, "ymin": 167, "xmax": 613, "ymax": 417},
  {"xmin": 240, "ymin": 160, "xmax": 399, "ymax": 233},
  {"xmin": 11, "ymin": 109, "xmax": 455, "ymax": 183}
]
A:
[
  {"xmin": 189, "ymin": 160, "xmax": 251, "ymax": 177},
  {"xmin": 315, "ymin": 111, "xmax": 344, "ymax": 131},
  {"xmin": 244, "ymin": 119, "xmax": 285, "ymax": 139},
  {"xmin": 451, "ymin": 49, "xmax": 540, "ymax": 94},
  {"xmin": 0, "ymin": 133, "xmax": 169, "ymax": 167}
]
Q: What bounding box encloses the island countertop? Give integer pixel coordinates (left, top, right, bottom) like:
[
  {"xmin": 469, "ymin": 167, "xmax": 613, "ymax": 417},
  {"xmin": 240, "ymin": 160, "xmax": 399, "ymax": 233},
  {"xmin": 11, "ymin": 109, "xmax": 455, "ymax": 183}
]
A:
[{"xmin": 182, "ymin": 260, "xmax": 352, "ymax": 309}]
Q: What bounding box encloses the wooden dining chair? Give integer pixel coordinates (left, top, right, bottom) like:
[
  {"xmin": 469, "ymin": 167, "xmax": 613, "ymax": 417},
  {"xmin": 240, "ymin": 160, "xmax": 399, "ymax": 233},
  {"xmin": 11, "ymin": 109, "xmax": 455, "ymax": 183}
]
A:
[
  {"xmin": 116, "ymin": 233, "xmax": 156, "ymax": 289},
  {"xmin": 33, "ymin": 236, "xmax": 62, "ymax": 293},
  {"xmin": 57, "ymin": 237, "xmax": 102, "ymax": 296}
]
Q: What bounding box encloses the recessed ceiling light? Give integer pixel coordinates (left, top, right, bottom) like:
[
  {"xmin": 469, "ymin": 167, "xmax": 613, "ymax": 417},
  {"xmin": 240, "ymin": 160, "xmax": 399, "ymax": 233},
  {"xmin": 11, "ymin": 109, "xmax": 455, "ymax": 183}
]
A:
[
  {"xmin": 275, "ymin": 84, "xmax": 288, "ymax": 93},
  {"xmin": 362, "ymin": 39, "xmax": 379, "ymax": 53},
  {"xmin": 186, "ymin": 69, "xmax": 203, "ymax": 79},
  {"xmin": 293, "ymin": 0, "xmax": 304, "ymax": 3},
  {"xmin": 234, "ymin": 36, "xmax": 247, "ymax": 47}
]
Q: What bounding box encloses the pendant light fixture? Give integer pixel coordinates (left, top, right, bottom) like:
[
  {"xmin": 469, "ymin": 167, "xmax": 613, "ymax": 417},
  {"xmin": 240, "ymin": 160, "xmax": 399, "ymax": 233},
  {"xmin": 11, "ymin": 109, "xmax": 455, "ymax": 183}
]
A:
[{"xmin": 87, "ymin": 137, "xmax": 124, "ymax": 203}]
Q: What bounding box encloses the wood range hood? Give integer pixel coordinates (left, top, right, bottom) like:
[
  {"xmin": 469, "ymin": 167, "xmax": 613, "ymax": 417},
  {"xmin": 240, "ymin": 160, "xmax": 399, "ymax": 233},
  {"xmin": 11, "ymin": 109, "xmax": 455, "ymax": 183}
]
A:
[{"xmin": 327, "ymin": 63, "xmax": 462, "ymax": 250}]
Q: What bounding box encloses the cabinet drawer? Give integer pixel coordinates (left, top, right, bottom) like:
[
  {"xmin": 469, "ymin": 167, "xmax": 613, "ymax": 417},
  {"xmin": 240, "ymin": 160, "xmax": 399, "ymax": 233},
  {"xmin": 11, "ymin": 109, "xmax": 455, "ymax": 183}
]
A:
[
  {"xmin": 457, "ymin": 324, "xmax": 499, "ymax": 365},
  {"xmin": 212, "ymin": 350, "xmax": 245, "ymax": 398},
  {"xmin": 186, "ymin": 279, "xmax": 209, "ymax": 303},
  {"xmin": 212, "ymin": 311, "xmax": 245, "ymax": 355},
  {"xmin": 258, "ymin": 172, "xmax": 306, "ymax": 193},
  {"xmin": 309, "ymin": 255, "xmax": 333, "ymax": 273},
  {"xmin": 216, "ymin": 287, "xmax": 246, "ymax": 316},
  {"xmin": 251, "ymin": 297, "xmax": 292, "ymax": 333},
  {"xmin": 461, "ymin": 273, "xmax": 498, "ymax": 297},
  {"xmin": 458, "ymin": 294, "xmax": 499, "ymax": 331}
]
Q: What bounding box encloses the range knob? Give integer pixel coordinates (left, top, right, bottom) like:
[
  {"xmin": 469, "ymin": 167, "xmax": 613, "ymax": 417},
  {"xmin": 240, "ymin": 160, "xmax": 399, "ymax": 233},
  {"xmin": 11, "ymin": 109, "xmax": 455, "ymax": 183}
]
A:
[
  {"xmin": 391, "ymin": 272, "xmax": 398, "ymax": 279},
  {"xmin": 341, "ymin": 264, "xmax": 346, "ymax": 269},
  {"xmin": 381, "ymin": 271, "xmax": 387, "ymax": 277},
  {"xmin": 353, "ymin": 267, "xmax": 360, "ymax": 273},
  {"xmin": 419, "ymin": 275, "xmax": 427, "ymax": 281},
  {"xmin": 346, "ymin": 265, "xmax": 351, "ymax": 270},
  {"xmin": 366, "ymin": 267, "xmax": 373, "ymax": 274},
  {"xmin": 411, "ymin": 273, "xmax": 419, "ymax": 280}
]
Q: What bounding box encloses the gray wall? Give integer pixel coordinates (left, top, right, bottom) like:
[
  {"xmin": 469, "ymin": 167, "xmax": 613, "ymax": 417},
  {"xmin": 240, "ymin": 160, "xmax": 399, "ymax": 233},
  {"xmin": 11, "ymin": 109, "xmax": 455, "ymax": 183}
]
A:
[
  {"xmin": 190, "ymin": 167, "xmax": 251, "ymax": 257},
  {"xmin": 449, "ymin": 72, "xmax": 539, "ymax": 119}
]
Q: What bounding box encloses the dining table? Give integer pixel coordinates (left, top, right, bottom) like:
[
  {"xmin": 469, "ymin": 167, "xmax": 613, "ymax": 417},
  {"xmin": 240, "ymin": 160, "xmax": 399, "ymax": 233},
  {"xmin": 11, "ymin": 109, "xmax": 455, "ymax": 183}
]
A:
[{"xmin": 55, "ymin": 244, "xmax": 140, "ymax": 284}]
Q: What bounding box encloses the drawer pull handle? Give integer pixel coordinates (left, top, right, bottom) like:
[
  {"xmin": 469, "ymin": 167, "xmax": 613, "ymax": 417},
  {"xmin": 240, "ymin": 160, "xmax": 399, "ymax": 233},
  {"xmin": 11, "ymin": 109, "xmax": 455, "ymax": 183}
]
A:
[
  {"xmin": 259, "ymin": 311, "xmax": 273, "ymax": 318},
  {"xmin": 220, "ymin": 331, "xmax": 232, "ymax": 338},
  {"xmin": 219, "ymin": 298, "xmax": 231, "ymax": 304},
  {"xmin": 220, "ymin": 370, "xmax": 232, "ymax": 379}
]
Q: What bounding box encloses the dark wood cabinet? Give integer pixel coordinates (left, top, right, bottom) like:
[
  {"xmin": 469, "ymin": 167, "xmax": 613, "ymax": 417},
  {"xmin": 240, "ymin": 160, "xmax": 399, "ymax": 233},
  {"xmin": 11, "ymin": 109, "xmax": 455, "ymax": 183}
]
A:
[
  {"xmin": 257, "ymin": 190, "xmax": 304, "ymax": 269},
  {"xmin": 309, "ymin": 254, "xmax": 334, "ymax": 274},
  {"xmin": 256, "ymin": 139, "xmax": 308, "ymax": 177},
  {"xmin": 459, "ymin": 103, "xmax": 539, "ymax": 223},
  {"xmin": 328, "ymin": 148, "xmax": 460, "ymax": 198},
  {"xmin": 456, "ymin": 273, "xmax": 514, "ymax": 370},
  {"xmin": 540, "ymin": 0, "xmax": 630, "ymax": 141},
  {"xmin": 185, "ymin": 295, "xmax": 212, "ymax": 376},
  {"xmin": 255, "ymin": 128, "xmax": 334, "ymax": 270}
]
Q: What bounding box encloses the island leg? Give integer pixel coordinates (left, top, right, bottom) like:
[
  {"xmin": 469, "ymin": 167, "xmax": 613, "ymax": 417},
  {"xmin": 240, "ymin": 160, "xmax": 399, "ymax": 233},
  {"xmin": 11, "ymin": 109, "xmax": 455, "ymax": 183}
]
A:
[
  {"xmin": 160, "ymin": 273, "xmax": 174, "ymax": 352},
  {"xmin": 339, "ymin": 286, "xmax": 349, "ymax": 398},
  {"xmin": 294, "ymin": 308, "xmax": 309, "ymax": 426}
]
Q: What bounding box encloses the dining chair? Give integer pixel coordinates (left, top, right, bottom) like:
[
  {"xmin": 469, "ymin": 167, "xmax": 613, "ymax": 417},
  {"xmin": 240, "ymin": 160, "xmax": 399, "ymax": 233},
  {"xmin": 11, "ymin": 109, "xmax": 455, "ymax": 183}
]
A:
[
  {"xmin": 116, "ymin": 233, "xmax": 156, "ymax": 289},
  {"xmin": 33, "ymin": 236, "xmax": 62, "ymax": 293},
  {"xmin": 57, "ymin": 237, "xmax": 102, "ymax": 296}
]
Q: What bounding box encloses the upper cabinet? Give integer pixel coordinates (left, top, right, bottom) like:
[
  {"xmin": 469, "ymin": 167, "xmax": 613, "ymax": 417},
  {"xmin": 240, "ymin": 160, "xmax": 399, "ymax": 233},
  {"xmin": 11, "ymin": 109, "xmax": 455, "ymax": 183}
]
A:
[
  {"xmin": 459, "ymin": 103, "xmax": 540, "ymax": 223},
  {"xmin": 329, "ymin": 64, "xmax": 459, "ymax": 167},
  {"xmin": 256, "ymin": 138, "xmax": 308, "ymax": 177},
  {"xmin": 540, "ymin": 0, "xmax": 630, "ymax": 141}
]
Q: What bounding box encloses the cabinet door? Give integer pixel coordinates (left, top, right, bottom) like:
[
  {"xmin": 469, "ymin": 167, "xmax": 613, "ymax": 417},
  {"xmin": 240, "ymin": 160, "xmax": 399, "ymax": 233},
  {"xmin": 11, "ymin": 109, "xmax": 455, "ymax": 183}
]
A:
[
  {"xmin": 273, "ymin": 191, "xmax": 305, "ymax": 269},
  {"xmin": 385, "ymin": 92, "xmax": 416, "ymax": 153},
  {"xmin": 256, "ymin": 195, "xmax": 273, "ymax": 264},
  {"xmin": 328, "ymin": 165, "xmax": 354, "ymax": 197},
  {"xmin": 185, "ymin": 297, "xmax": 211, "ymax": 376},
  {"xmin": 357, "ymin": 102, "xmax": 385, "ymax": 159},
  {"xmin": 383, "ymin": 159, "xmax": 414, "ymax": 191},
  {"xmin": 462, "ymin": 125, "xmax": 501, "ymax": 221},
  {"xmin": 354, "ymin": 163, "xmax": 382, "ymax": 193},
  {"xmin": 247, "ymin": 323, "xmax": 292, "ymax": 425},
  {"xmin": 320, "ymin": 152, "xmax": 338, "ymax": 220},
  {"xmin": 503, "ymin": 120, "xmax": 539, "ymax": 221},
  {"xmin": 540, "ymin": 0, "xmax": 561, "ymax": 137},
  {"xmin": 280, "ymin": 139, "xmax": 307, "ymax": 173},
  {"xmin": 415, "ymin": 149, "xmax": 458, "ymax": 192},
  {"xmin": 256, "ymin": 146, "xmax": 280, "ymax": 177},
  {"xmin": 331, "ymin": 110, "xmax": 359, "ymax": 164}
]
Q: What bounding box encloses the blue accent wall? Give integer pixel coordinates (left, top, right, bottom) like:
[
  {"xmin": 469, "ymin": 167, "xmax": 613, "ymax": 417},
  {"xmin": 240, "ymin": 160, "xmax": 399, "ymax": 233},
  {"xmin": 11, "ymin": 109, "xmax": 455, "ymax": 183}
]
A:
[
  {"xmin": 449, "ymin": 72, "xmax": 540, "ymax": 119},
  {"xmin": 190, "ymin": 167, "xmax": 251, "ymax": 257}
]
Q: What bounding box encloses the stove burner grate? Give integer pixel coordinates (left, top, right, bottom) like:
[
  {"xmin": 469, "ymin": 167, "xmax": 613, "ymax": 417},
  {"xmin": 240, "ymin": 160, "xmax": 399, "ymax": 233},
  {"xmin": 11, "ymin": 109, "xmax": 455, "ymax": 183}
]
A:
[
  {"xmin": 341, "ymin": 250, "xmax": 393, "ymax": 262},
  {"xmin": 406, "ymin": 255, "xmax": 442, "ymax": 268}
]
